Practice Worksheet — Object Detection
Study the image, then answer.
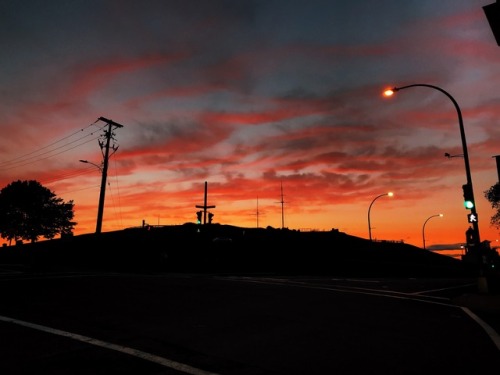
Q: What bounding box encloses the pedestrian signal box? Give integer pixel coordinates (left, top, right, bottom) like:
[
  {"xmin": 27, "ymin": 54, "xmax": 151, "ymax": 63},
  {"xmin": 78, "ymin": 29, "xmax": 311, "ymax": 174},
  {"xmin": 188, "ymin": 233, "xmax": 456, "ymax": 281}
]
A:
[{"xmin": 467, "ymin": 213, "xmax": 478, "ymax": 223}]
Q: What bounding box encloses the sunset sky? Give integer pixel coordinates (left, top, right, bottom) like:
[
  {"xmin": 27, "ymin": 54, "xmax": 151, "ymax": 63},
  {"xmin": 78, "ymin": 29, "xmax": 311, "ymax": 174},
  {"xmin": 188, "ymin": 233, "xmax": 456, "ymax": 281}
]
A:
[{"xmin": 1, "ymin": 0, "xmax": 500, "ymax": 251}]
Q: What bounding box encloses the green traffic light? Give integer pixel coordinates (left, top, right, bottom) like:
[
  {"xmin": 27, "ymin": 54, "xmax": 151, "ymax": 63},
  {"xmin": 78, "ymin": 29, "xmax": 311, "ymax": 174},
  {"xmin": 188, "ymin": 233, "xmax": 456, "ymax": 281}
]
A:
[{"xmin": 464, "ymin": 200, "xmax": 474, "ymax": 209}]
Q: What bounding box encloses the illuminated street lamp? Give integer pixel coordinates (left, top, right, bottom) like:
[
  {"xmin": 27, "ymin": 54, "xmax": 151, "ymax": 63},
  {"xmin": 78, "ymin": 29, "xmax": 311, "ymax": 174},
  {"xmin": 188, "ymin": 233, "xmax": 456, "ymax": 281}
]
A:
[
  {"xmin": 368, "ymin": 192, "xmax": 394, "ymax": 241},
  {"xmin": 422, "ymin": 213, "xmax": 443, "ymax": 250},
  {"xmin": 384, "ymin": 84, "xmax": 480, "ymax": 249}
]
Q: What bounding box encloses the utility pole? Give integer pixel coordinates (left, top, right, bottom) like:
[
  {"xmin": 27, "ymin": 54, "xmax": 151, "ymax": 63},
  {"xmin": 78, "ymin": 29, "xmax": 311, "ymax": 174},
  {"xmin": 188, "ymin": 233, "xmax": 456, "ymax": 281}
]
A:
[
  {"xmin": 95, "ymin": 116, "xmax": 124, "ymax": 234},
  {"xmin": 195, "ymin": 181, "xmax": 215, "ymax": 224}
]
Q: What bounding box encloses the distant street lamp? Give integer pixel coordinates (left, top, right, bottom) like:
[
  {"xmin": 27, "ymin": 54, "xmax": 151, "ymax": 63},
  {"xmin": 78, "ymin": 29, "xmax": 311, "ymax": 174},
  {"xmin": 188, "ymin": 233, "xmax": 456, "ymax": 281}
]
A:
[
  {"xmin": 422, "ymin": 214, "xmax": 443, "ymax": 250},
  {"xmin": 79, "ymin": 159, "xmax": 103, "ymax": 172},
  {"xmin": 444, "ymin": 152, "xmax": 463, "ymax": 159},
  {"xmin": 384, "ymin": 84, "xmax": 480, "ymax": 249},
  {"xmin": 368, "ymin": 192, "xmax": 394, "ymax": 241}
]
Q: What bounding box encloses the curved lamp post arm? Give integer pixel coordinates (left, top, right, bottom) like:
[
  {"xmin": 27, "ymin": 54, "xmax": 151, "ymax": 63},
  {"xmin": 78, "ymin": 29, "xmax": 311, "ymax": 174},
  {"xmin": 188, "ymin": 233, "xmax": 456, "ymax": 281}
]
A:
[
  {"xmin": 422, "ymin": 214, "xmax": 443, "ymax": 250},
  {"xmin": 368, "ymin": 192, "xmax": 393, "ymax": 241},
  {"xmin": 388, "ymin": 84, "xmax": 472, "ymax": 186},
  {"xmin": 384, "ymin": 84, "xmax": 480, "ymax": 246}
]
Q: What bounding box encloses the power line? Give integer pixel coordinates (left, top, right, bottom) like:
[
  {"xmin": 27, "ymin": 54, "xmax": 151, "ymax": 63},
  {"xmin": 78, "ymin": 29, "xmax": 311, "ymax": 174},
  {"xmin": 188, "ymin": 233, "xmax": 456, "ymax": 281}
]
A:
[
  {"xmin": 0, "ymin": 120, "xmax": 103, "ymax": 171},
  {"xmin": 41, "ymin": 167, "xmax": 97, "ymax": 185}
]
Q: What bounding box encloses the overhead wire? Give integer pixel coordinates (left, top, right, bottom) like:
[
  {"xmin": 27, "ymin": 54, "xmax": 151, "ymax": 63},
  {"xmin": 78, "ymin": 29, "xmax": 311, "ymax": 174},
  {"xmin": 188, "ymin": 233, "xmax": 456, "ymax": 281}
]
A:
[
  {"xmin": 0, "ymin": 117, "xmax": 126, "ymax": 232},
  {"xmin": 0, "ymin": 120, "xmax": 104, "ymax": 171},
  {"xmin": 41, "ymin": 166, "xmax": 99, "ymax": 185}
]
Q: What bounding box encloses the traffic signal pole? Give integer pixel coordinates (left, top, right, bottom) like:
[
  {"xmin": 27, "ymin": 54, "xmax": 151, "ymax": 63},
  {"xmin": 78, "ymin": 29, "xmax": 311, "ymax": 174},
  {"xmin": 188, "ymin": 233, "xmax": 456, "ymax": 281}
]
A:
[{"xmin": 195, "ymin": 181, "xmax": 215, "ymax": 224}]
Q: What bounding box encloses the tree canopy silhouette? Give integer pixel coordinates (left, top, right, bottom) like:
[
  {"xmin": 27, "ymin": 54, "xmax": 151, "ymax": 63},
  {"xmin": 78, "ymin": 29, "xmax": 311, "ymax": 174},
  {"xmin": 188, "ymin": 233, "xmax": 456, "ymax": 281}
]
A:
[
  {"xmin": 0, "ymin": 180, "xmax": 76, "ymax": 244},
  {"xmin": 484, "ymin": 182, "xmax": 500, "ymax": 230}
]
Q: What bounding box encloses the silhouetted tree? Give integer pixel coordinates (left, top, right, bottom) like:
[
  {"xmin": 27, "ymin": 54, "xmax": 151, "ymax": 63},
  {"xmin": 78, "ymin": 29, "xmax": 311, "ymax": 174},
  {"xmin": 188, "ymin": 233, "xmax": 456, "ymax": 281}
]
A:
[
  {"xmin": 0, "ymin": 180, "xmax": 76, "ymax": 244},
  {"xmin": 484, "ymin": 182, "xmax": 500, "ymax": 229}
]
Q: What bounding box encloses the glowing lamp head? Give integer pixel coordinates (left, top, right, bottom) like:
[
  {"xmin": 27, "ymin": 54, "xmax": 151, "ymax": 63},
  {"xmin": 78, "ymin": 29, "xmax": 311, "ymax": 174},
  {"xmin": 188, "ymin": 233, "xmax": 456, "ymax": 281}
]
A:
[
  {"xmin": 387, "ymin": 192, "xmax": 394, "ymax": 197},
  {"xmin": 383, "ymin": 87, "xmax": 402, "ymax": 97}
]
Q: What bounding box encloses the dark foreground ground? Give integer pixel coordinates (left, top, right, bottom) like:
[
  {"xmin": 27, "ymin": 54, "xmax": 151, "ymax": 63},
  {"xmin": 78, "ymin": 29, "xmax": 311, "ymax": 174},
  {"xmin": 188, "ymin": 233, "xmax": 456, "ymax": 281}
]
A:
[
  {"xmin": 1, "ymin": 225, "xmax": 500, "ymax": 374},
  {"xmin": 0, "ymin": 271, "xmax": 499, "ymax": 375}
]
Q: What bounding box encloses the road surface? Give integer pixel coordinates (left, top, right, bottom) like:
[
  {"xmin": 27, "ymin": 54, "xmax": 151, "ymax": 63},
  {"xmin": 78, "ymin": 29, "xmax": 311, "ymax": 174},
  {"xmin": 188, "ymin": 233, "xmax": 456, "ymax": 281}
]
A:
[{"xmin": 0, "ymin": 267, "xmax": 498, "ymax": 374}]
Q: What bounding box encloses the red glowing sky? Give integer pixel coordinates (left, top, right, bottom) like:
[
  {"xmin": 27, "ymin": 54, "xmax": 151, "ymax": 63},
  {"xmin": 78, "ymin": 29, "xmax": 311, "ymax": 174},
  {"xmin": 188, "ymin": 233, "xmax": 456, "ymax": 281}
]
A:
[{"xmin": 1, "ymin": 1, "xmax": 500, "ymax": 250}]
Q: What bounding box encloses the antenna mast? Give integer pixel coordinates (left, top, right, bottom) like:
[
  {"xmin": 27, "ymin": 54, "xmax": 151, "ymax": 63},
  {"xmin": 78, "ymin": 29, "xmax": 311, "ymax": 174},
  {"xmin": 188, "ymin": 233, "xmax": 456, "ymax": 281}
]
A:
[{"xmin": 277, "ymin": 181, "xmax": 286, "ymax": 229}]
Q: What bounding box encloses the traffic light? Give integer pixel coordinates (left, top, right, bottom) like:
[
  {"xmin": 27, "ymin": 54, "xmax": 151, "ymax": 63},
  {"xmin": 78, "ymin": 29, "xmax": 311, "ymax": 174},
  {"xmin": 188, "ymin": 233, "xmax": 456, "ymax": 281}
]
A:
[
  {"xmin": 196, "ymin": 210, "xmax": 202, "ymax": 224},
  {"xmin": 462, "ymin": 184, "xmax": 474, "ymax": 209},
  {"xmin": 208, "ymin": 212, "xmax": 214, "ymax": 224}
]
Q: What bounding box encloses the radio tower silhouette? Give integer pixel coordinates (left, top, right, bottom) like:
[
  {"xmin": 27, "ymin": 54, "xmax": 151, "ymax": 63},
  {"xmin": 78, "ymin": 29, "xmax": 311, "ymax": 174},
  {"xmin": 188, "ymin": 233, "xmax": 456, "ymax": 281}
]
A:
[{"xmin": 276, "ymin": 181, "xmax": 286, "ymax": 229}]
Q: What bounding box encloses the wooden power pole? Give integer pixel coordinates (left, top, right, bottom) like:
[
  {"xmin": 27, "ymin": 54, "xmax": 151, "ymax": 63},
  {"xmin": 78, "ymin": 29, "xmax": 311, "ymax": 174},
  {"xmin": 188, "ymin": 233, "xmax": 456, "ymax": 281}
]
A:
[{"xmin": 95, "ymin": 116, "xmax": 124, "ymax": 234}]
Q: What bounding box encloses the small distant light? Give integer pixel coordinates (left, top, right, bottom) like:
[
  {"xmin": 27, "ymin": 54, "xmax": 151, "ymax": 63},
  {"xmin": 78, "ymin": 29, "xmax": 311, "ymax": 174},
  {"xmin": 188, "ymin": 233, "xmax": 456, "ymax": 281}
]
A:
[{"xmin": 387, "ymin": 192, "xmax": 394, "ymax": 197}]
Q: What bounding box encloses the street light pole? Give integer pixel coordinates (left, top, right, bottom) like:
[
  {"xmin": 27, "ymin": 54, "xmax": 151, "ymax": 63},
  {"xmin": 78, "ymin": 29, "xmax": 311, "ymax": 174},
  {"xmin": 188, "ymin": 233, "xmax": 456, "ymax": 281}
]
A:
[
  {"xmin": 422, "ymin": 214, "xmax": 443, "ymax": 250},
  {"xmin": 368, "ymin": 192, "xmax": 394, "ymax": 241},
  {"xmin": 384, "ymin": 84, "xmax": 480, "ymax": 248}
]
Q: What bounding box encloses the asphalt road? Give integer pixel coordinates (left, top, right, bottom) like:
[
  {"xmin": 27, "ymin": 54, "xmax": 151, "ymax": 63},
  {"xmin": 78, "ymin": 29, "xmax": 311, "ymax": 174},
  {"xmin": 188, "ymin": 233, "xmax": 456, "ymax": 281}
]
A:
[{"xmin": 0, "ymin": 267, "xmax": 499, "ymax": 374}]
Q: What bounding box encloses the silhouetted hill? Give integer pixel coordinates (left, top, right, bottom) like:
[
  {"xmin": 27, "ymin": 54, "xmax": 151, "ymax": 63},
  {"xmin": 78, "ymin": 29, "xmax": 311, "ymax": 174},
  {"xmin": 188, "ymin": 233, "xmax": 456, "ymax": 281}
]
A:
[{"xmin": 0, "ymin": 224, "xmax": 479, "ymax": 277}]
